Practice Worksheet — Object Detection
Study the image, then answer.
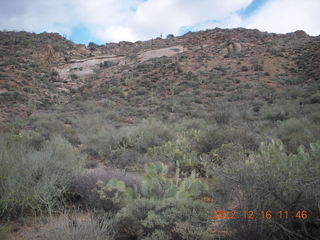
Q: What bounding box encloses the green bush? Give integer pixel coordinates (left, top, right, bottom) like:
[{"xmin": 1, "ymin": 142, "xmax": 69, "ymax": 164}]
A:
[
  {"xmin": 0, "ymin": 134, "xmax": 85, "ymax": 217},
  {"xmin": 126, "ymin": 119, "xmax": 175, "ymax": 153},
  {"xmin": 210, "ymin": 139, "xmax": 320, "ymax": 239},
  {"xmin": 252, "ymin": 101, "xmax": 264, "ymax": 113},
  {"xmin": 94, "ymin": 162, "xmax": 208, "ymax": 202},
  {"xmin": 149, "ymin": 126, "xmax": 258, "ymax": 174},
  {"xmin": 95, "ymin": 179, "xmax": 135, "ymax": 213},
  {"xmin": 24, "ymin": 212, "xmax": 114, "ymax": 240},
  {"xmin": 109, "ymin": 86, "xmax": 122, "ymax": 94},
  {"xmin": 277, "ymin": 118, "xmax": 320, "ymax": 153},
  {"xmin": 210, "ymin": 142, "xmax": 245, "ymax": 167},
  {"xmin": 109, "ymin": 149, "xmax": 146, "ymax": 169},
  {"xmin": 193, "ymin": 127, "xmax": 258, "ymax": 155},
  {"xmin": 0, "ymin": 91, "xmax": 26, "ymax": 103},
  {"xmin": 0, "ymin": 225, "xmax": 9, "ymax": 240},
  {"xmin": 309, "ymin": 93, "xmax": 320, "ymax": 104},
  {"xmin": 29, "ymin": 113, "xmax": 65, "ymax": 138},
  {"xmin": 110, "ymin": 198, "xmax": 212, "ymax": 240},
  {"xmin": 241, "ymin": 66, "xmax": 248, "ymax": 71},
  {"xmin": 70, "ymin": 73, "xmax": 79, "ymax": 80},
  {"xmin": 77, "ymin": 118, "xmax": 175, "ymax": 160},
  {"xmin": 71, "ymin": 168, "xmax": 140, "ymax": 209},
  {"xmin": 93, "ymin": 162, "xmax": 211, "ymax": 239},
  {"xmin": 148, "ymin": 130, "xmax": 201, "ymax": 172},
  {"xmin": 252, "ymin": 61, "xmax": 264, "ymax": 71},
  {"xmin": 262, "ymin": 105, "xmax": 289, "ymax": 122},
  {"xmin": 213, "ymin": 105, "xmax": 234, "ymax": 125},
  {"xmin": 282, "ymin": 76, "xmax": 304, "ymax": 85}
]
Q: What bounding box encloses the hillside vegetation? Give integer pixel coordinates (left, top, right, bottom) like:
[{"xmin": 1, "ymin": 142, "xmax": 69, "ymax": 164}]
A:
[{"xmin": 0, "ymin": 28, "xmax": 319, "ymax": 240}]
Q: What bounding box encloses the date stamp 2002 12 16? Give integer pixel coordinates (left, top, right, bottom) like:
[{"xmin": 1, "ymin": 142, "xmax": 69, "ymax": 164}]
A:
[{"xmin": 211, "ymin": 210, "xmax": 309, "ymax": 220}]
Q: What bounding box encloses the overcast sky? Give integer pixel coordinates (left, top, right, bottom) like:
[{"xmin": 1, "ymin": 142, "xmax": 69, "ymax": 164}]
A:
[{"xmin": 0, "ymin": 0, "xmax": 319, "ymax": 44}]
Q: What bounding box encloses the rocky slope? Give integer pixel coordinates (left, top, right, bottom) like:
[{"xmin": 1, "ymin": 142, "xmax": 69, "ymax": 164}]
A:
[{"xmin": 0, "ymin": 28, "xmax": 319, "ymax": 121}]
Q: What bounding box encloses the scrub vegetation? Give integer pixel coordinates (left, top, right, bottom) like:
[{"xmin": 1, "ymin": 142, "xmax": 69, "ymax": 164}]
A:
[{"xmin": 0, "ymin": 28, "xmax": 320, "ymax": 239}]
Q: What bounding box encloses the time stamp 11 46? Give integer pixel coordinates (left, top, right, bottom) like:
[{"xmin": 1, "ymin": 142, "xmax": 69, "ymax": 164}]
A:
[{"xmin": 211, "ymin": 210, "xmax": 309, "ymax": 220}]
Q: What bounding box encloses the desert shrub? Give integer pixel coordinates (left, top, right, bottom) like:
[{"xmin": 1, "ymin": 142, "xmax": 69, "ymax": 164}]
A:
[
  {"xmin": 0, "ymin": 134, "xmax": 85, "ymax": 217},
  {"xmin": 84, "ymin": 160, "xmax": 98, "ymax": 169},
  {"xmin": 77, "ymin": 118, "xmax": 174, "ymax": 159},
  {"xmin": 193, "ymin": 126, "xmax": 258, "ymax": 154},
  {"xmin": 95, "ymin": 179, "xmax": 135, "ymax": 213},
  {"xmin": 192, "ymin": 128, "xmax": 228, "ymax": 154},
  {"xmin": 113, "ymin": 119, "xmax": 174, "ymax": 152},
  {"xmin": 25, "ymin": 212, "xmax": 114, "ymax": 240},
  {"xmin": 136, "ymin": 87, "xmax": 148, "ymax": 96},
  {"xmin": 73, "ymin": 115, "xmax": 117, "ymax": 156},
  {"xmin": 109, "ymin": 198, "xmax": 212, "ymax": 240},
  {"xmin": 282, "ymin": 76, "xmax": 305, "ymax": 85},
  {"xmin": 109, "ymin": 86, "xmax": 122, "ymax": 94},
  {"xmin": 29, "ymin": 113, "xmax": 65, "ymax": 138},
  {"xmin": 225, "ymin": 218, "xmax": 274, "ymax": 240},
  {"xmin": 213, "ymin": 104, "xmax": 234, "ymax": 125},
  {"xmin": 309, "ymin": 93, "xmax": 320, "ymax": 104},
  {"xmin": 211, "ymin": 142, "xmax": 245, "ymax": 167},
  {"xmin": 0, "ymin": 91, "xmax": 26, "ymax": 103},
  {"xmin": 8, "ymin": 129, "xmax": 46, "ymax": 150},
  {"xmin": 262, "ymin": 105, "xmax": 289, "ymax": 122},
  {"xmin": 310, "ymin": 111, "xmax": 320, "ymax": 124},
  {"xmin": 177, "ymin": 118, "xmax": 208, "ymax": 131},
  {"xmin": 92, "ymin": 163, "xmax": 211, "ymax": 239},
  {"xmin": 0, "ymin": 225, "xmax": 9, "ymax": 240},
  {"xmin": 252, "ymin": 101, "xmax": 264, "ymax": 113},
  {"xmin": 277, "ymin": 118, "xmax": 320, "ymax": 153},
  {"xmin": 252, "ymin": 61, "xmax": 264, "ymax": 71},
  {"xmin": 109, "ymin": 149, "xmax": 146, "ymax": 169},
  {"xmin": 209, "ymin": 139, "xmax": 320, "ymax": 240},
  {"xmin": 70, "ymin": 73, "xmax": 79, "ymax": 80},
  {"xmin": 227, "ymin": 92, "xmax": 250, "ymax": 101},
  {"xmin": 241, "ymin": 65, "xmax": 248, "ymax": 71},
  {"xmin": 94, "ymin": 162, "xmax": 208, "ymax": 203},
  {"xmin": 148, "ymin": 130, "xmax": 200, "ymax": 172},
  {"xmin": 71, "ymin": 168, "xmax": 140, "ymax": 209}
]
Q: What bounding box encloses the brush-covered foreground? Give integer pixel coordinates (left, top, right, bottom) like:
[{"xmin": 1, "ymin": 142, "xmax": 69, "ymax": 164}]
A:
[{"xmin": 1, "ymin": 112, "xmax": 320, "ymax": 239}]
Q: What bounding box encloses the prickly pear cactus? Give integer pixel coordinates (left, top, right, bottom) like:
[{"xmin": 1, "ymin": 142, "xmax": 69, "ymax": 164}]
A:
[
  {"xmin": 96, "ymin": 178, "xmax": 134, "ymax": 211},
  {"xmin": 141, "ymin": 162, "xmax": 172, "ymax": 199},
  {"xmin": 141, "ymin": 163, "xmax": 208, "ymax": 200}
]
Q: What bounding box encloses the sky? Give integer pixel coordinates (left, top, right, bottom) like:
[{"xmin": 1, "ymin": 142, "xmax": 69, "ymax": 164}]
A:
[{"xmin": 0, "ymin": 0, "xmax": 319, "ymax": 45}]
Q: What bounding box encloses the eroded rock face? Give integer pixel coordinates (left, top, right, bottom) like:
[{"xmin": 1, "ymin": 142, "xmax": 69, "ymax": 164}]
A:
[
  {"xmin": 0, "ymin": 28, "xmax": 317, "ymax": 121},
  {"xmin": 227, "ymin": 42, "xmax": 242, "ymax": 55},
  {"xmin": 233, "ymin": 42, "xmax": 242, "ymax": 53},
  {"xmin": 138, "ymin": 45, "xmax": 184, "ymax": 62}
]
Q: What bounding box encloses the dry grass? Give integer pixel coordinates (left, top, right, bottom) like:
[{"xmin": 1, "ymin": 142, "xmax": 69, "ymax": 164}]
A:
[{"xmin": 18, "ymin": 212, "xmax": 114, "ymax": 240}]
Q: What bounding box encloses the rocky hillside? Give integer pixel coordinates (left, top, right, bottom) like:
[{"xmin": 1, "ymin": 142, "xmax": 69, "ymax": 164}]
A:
[{"xmin": 0, "ymin": 28, "xmax": 319, "ymax": 121}]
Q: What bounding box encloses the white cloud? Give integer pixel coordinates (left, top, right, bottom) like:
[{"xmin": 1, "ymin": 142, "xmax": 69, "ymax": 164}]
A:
[
  {"xmin": 244, "ymin": 0, "xmax": 320, "ymax": 36},
  {"xmin": 0, "ymin": 0, "xmax": 77, "ymax": 35},
  {"xmin": 111, "ymin": 0, "xmax": 253, "ymax": 40},
  {"xmin": 96, "ymin": 26, "xmax": 139, "ymax": 43},
  {"xmin": 0, "ymin": 0, "xmax": 252, "ymax": 42},
  {"xmin": 0, "ymin": 0, "xmax": 319, "ymax": 43}
]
